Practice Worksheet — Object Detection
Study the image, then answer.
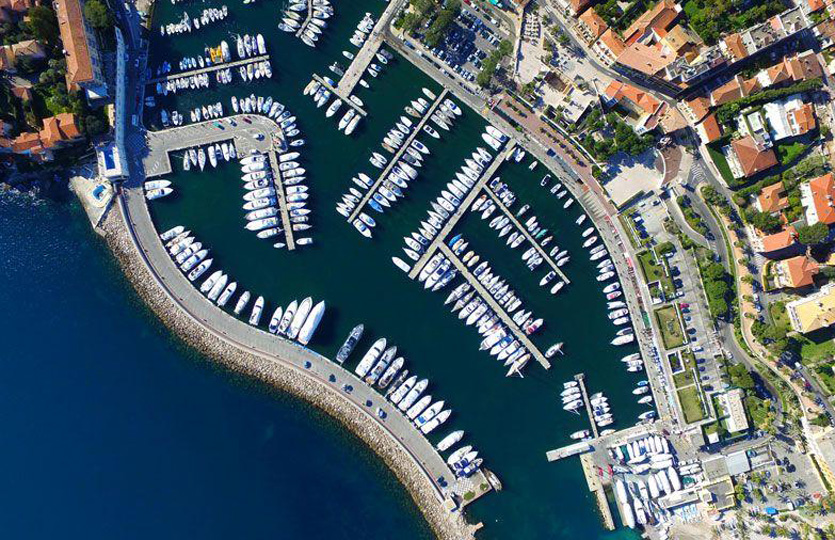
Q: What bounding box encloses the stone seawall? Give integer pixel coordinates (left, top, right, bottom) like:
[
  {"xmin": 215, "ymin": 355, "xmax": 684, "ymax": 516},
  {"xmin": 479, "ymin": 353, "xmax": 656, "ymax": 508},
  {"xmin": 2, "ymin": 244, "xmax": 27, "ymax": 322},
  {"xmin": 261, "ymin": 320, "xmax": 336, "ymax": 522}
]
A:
[{"xmin": 99, "ymin": 209, "xmax": 477, "ymax": 540}]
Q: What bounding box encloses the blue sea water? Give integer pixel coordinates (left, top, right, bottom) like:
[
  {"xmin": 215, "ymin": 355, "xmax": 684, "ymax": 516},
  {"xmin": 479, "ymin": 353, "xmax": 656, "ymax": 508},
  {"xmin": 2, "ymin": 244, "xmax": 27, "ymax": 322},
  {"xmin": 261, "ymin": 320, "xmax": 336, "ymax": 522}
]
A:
[{"xmin": 0, "ymin": 193, "xmax": 433, "ymax": 540}]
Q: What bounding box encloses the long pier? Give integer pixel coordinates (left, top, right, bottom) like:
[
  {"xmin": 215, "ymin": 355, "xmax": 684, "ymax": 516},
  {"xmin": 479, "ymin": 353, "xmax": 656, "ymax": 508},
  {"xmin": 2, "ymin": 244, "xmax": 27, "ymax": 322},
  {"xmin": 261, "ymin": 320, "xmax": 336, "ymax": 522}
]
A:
[
  {"xmin": 438, "ymin": 243, "xmax": 550, "ymax": 370},
  {"xmin": 482, "ymin": 185, "xmax": 570, "ymax": 285},
  {"xmin": 267, "ymin": 148, "xmax": 296, "ymax": 251},
  {"xmin": 345, "ymin": 89, "xmax": 449, "ymax": 222},
  {"xmin": 311, "ymin": 74, "xmax": 367, "ymax": 117},
  {"xmin": 146, "ymin": 55, "xmax": 270, "ymax": 85},
  {"xmin": 408, "ymin": 143, "xmax": 516, "ymax": 280},
  {"xmin": 580, "ymin": 454, "xmax": 616, "ymax": 530},
  {"xmin": 576, "ymin": 373, "xmax": 599, "ymax": 439},
  {"xmin": 335, "ymin": 0, "xmax": 404, "ymax": 96}
]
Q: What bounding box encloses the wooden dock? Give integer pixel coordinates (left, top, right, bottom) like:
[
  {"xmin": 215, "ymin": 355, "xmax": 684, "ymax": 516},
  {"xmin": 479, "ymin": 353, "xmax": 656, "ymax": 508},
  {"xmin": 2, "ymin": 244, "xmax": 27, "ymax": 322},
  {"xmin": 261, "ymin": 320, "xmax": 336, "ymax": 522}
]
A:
[
  {"xmin": 267, "ymin": 149, "xmax": 296, "ymax": 251},
  {"xmin": 438, "ymin": 243, "xmax": 550, "ymax": 370},
  {"xmin": 146, "ymin": 55, "xmax": 270, "ymax": 85},
  {"xmin": 345, "ymin": 89, "xmax": 448, "ymax": 222},
  {"xmin": 482, "ymin": 185, "xmax": 570, "ymax": 285},
  {"xmin": 576, "ymin": 373, "xmax": 599, "ymax": 439},
  {"xmin": 407, "ymin": 143, "xmax": 516, "ymax": 281}
]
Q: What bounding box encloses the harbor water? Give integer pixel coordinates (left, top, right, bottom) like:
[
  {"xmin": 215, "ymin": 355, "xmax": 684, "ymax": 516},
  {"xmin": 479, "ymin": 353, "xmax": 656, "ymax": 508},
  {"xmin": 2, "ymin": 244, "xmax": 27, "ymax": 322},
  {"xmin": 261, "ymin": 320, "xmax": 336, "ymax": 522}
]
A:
[
  {"xmin": 10, "ymin": 0, "xmax": 653, "ymax": 537},
  {"xmin": 0, "ymin": 193, "xmax": 433, "ymax": 539}
]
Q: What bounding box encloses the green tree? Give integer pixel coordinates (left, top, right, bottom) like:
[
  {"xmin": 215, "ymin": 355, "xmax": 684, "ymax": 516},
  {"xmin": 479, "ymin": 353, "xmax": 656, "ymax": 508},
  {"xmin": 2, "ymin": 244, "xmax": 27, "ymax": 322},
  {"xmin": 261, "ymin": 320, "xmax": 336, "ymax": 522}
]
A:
[
  {"xmin": 796, "ymin": 222, "xmax": 829, "ymax": 245},
  {"xmin": 83, "ymin": 0, "xmax": 114, "ymax": 30},
  {"xmin": 27, "ymin": 5, "xmax": 59, "ymax": 45},
  {"xmin": 747, "ymin": 210, "xmax": 782, "ymax": 234}
]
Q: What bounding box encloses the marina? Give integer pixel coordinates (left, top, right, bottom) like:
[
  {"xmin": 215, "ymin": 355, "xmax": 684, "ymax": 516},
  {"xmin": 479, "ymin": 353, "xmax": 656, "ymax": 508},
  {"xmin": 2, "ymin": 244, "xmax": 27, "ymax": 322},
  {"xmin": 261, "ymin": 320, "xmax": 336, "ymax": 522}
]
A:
[
  {"xmin": 132, "ymin": 0, "xmax": 652, "ymax": 537},
  {"xmin": 146, "ymin": 54, "xmax": 270, "ymax": 85},
  {"xmin": 407, "ymin": 143, "xmax": 516, "ymax": 281},
  {"xmin": 344, "ymin": 88, "xmax": 449, "ymax": 223}
]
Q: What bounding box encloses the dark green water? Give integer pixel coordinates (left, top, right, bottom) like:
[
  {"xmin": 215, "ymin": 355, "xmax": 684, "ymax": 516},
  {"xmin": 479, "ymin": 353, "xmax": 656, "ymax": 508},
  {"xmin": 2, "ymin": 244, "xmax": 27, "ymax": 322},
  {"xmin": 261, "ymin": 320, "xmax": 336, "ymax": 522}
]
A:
[{"xmin": 143, "ymin": 1, "xmax": 648, "ymax": 537}]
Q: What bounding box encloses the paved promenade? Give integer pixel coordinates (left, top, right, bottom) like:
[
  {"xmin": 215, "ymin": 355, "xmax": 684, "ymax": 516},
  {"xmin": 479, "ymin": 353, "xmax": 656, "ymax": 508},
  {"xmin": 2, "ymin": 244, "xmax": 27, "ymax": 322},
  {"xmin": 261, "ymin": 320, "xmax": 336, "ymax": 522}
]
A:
[
  {"xmin": 346, "ymin": 89, "xmax": 448, "ymax": 223},
  {"xmin": 146, "ymin": 55, "xmax": 270, "ymax": 85},
  {"xmin": 118, "ymin": 184, "xmax": 474, "ymax": 504},
  {"xmin": 142, "ymin": 114, "xmax": 276, "ymax": 178},
  {"xmin": 408, "ymin": 143, "xmax": 515, "ymax": 280}
]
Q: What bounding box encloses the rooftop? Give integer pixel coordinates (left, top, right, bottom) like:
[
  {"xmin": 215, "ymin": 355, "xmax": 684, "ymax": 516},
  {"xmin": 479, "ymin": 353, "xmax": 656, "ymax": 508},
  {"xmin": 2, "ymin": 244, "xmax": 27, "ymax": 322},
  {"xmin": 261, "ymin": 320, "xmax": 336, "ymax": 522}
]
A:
[
  {"xmin": 55, "ymin": 0, "xmax": 95, "ymax": 88},
  {"xmin": 804, "ymin": 173, "xmax": 835, "ymax": 226},
  {"xmin": 731, "ymin": 135, "xmax": 778, "ymax": 177},
  {"xmin": 779, "ymin": 255, "xmax": 819, "ymax": 288},
  {"xmin": 579, "ymin": 8, "xmax": 608, "ymax": 40},
  {"xmin": 786, "ymin": 282, "xmax": 835, "ymax": 333},
  {"xmin": 696, "ymin": 113, "xmax": 722, "ymax": 144},
  {"xmin": 758, "ymin": 225, "xmax": 797, "ymax": 253},
  {"xmin": 756, "ymin": 183, "xmax": 788, "ymax": 214}
]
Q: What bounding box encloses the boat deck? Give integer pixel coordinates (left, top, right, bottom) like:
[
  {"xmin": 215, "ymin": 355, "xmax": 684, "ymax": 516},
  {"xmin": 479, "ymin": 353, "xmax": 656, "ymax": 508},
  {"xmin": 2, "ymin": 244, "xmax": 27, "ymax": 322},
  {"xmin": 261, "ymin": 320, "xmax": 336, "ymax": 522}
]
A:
[
  {"xmin": 482, "ymin": 184, "xmax": 570, "ymax": 285},
  {"xmin": 335, "ymin": 0, "xmax": 403, "ymax": 97},
  {"xmin": 438, "ymin": 242, "xmax": 550, "ymax": 371},
  {"xmin": 407, "ymin": 143, "xmax": 515, "ymax": 281},
  {"xmin": 345, "ymin": 89, "xmax": 449, "ymax": 223},
  {"xmin": 146, "ymin": 54, "xmax": 270, "ymax": 85}
]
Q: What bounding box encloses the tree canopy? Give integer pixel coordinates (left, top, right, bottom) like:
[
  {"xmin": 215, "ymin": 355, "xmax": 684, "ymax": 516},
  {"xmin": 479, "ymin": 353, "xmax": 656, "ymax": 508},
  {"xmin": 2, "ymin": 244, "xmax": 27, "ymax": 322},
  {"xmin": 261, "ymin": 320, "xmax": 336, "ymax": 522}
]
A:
[
  {"xmin": 796, "ymin": 222, "xmax": 829, "ymax": 245},
  {"xmin": 27, "ymin": 6, "xmax": 59, "ymax": 45},
  {"xmin": 84, "ymin": 0, "xmax": 114, "ymax": 30}
]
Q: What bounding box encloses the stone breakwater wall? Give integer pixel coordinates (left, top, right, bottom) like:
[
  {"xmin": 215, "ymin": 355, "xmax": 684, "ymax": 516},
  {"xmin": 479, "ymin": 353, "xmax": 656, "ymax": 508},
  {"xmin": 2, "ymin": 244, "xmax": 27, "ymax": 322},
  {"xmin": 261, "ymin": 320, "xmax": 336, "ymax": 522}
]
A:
[{"xmin": 99, "ymin": 209, "xmax": 476, "ymax": 540}]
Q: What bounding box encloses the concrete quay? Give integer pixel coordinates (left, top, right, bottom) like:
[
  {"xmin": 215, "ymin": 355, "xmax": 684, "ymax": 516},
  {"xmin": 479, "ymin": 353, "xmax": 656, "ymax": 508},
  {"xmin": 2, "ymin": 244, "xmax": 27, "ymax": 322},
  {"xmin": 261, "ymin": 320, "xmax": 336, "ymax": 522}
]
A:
[
  {"xmin": 266, "ymin": 148, "xmax": 296, "ymax": 251},
  {"xmin": 438, "ymin": 242, "xmax": 550, "ymax": 371},
  {"xmin": 580, "ymin": 453, "xmax": 616, "ymax": 531},
  {"xmin": 146, "ymin": 54, "xmax": 270, "ymax": 85},
  {"xmin": 346, "ymin": 89, "xmax": 449, "ymax": 223},
  {"xmin": 481, "ymin": 183, "xmax": 570, "ymax": 285},
  {"xmin": 114, "ymin": 183, "xmax": 486, "ymax": 526},
  {"xmin": 408, "ymin": 143, "xmax": 515, "ymax": 281},
  {"xmin": 335, "ymin": 0, "xmax": 406, "ymax": 97},
  {"xmin": 294, "ymin": 0, "xmax": 313, "ymax": 37}
]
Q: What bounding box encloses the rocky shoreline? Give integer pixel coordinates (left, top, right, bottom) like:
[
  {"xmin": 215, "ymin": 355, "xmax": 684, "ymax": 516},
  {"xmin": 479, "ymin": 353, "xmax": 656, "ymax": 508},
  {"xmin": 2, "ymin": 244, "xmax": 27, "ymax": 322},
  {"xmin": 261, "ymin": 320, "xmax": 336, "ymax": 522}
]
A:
[{"xmin": 99, "ymin": 207, "xmax": 477, "ymax": 540}]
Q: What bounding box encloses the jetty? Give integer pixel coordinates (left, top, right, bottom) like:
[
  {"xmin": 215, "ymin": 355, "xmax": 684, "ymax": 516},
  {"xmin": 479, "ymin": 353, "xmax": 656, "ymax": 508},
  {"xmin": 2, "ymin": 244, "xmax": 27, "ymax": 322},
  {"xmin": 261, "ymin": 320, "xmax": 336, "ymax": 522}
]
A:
[
  {"xmin": 576, "ymin": 373, "xmax": 599, "ymax": 438},
  {"xmin": 345, "ymin": 89, "xmax": 449, "ymax": 222},
  {"xmin": 294, "ymin": 0, "xmax": 313, "ymax": 37},
  {"xmin": 408, "ymin": 143, "xmax": 516, "ymax": 281},
  {"xmin": 438, "ymin": 242, "xmax": 550, "ymax": 370},
  {"xmin": 580, "ymin": 454, "xmax": 616, "ymax": 531},
  {"xmin": 146, "ymin": 55, "xmax": 270, "ymax": 85},
  {"xmin": 545, "ymin": 440, "xmax": 591, "ymax": 461},
  {"xmin": 267, "ymin": 148, "xmax": 296, "ymax": 251},
  {"xmin": 335, "ymin": 0, "xmax": 403, "ymax": 97},
  {"xmin": 482, "ymin": 185, "xmax": 570, "ymax": 285},
  {"xmin": 311, "ymin": 74, "xmax": 367, "ymax": 117}
]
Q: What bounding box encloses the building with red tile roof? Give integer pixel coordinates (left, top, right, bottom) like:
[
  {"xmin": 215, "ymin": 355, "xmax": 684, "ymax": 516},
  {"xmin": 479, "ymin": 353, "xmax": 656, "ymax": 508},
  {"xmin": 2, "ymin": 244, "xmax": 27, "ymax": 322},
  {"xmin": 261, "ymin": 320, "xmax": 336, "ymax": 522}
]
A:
[
  {"xmin": 0, "ymin": 0, "xmax": 34, "ymax": 22},
  {"xmin": 578, "ymin": 8, "xmax": 608, "ymax": 41},
  {"xmin": 621, "ymin": 0, "xmax": 680, "ymax": 45},
  {"xmin": 777, "ymin": 256, "xmax": 819, "ymax": 288},
  {"xmin": 594, "ymin": 28, "xmax": 626, "ymax": 64},
  {"xmin": 755, "ymin": 183, "xmax": 789, "ymax": 214},
  {"xmin": 801, "ymin": 173, "xmax": 835, "ymax": 226},
  {"xmin": 603, "ymin": 80, "xmax": 668, "ymax": 132},
  {"xmin": 1, "ymin": 113, "xmax": 83, "ymax": 162},
  {"xmin": 0, "ymin": 39, "xmax": 46, "ymax": 73},
  {"xmin": 684, "ymin": 95, "xmax": 711, "ymax": 122},
  {"xmin": 721, "ymin": 33, "xmax": 749, "ymax": 62},
  {"xmin": 695, "ymin": 113, "xmax": 722, "ymax": 144},
  {"xmin": 730, "ymin": 135, "xmax": 778, "ymax": 178},
  {"xmin": 710, "ymin": 77, "xmax": 745, "ymax": 106},
  {"xmin": 754, "ymin": 226, "xmax": 798, "ymax": 254},
  {"xmin": 55, "ymin": 0, "xmax": 107, "ymax": 99}
]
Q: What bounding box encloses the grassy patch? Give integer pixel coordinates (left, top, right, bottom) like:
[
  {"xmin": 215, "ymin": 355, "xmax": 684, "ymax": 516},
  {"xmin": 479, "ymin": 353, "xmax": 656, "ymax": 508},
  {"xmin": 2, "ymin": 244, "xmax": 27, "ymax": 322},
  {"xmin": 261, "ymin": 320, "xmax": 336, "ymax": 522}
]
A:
[
  {"xmin": 619, "ymin": 213, "xmax": 641, "ymax": 249},
  {"xmin": 637, "ymin": 250, "xmax": 674, "ymax": 298},
  {"xmin": 655, "ymin": 305, "xmax": 686, "ymax": 349},
  {"xmin": 678, "ymin": 386, "xmax": 706, "ymax": 423},
  {"xmin": 707, "ymin": 141, "xmax": 735, "ymax": 184},
  {"xmin": 745, "ymin": 395, "xmax": 770, "ymax": 430},
  {"xmin": 795, "ymin": 328, "xmax": 835, "ymax": 366},
  {"xmin": 672, "ymin": 350, "xmax": 698, "ymax": 388},
  {"xmin": 776, "ymin": 141, "xmax": 809, "ymax": 166},
  {"xmin": 814, "ymin": 364, "xmax": 835, "ymax": 395},
  {"xmin": 769, "ymin": 301, "xmax": 790, "ymax": 334}
]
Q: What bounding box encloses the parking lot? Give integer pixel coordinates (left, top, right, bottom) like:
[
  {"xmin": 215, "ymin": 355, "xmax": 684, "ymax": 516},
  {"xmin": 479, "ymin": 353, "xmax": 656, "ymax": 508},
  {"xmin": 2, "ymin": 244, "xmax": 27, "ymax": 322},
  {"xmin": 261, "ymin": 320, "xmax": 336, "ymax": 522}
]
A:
[{"xmin": 422, "ymin": 8, "xmax": 503, "ymax": 84}]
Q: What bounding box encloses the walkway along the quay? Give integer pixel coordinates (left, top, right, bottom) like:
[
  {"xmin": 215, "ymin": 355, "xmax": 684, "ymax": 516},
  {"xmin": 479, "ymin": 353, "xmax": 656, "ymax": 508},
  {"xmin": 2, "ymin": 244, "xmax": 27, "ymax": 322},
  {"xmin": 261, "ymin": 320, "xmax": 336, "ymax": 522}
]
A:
[
  {"xmin": 118, "ymin": 184, "xmax": 485, "ymax": 507},
  {"xmin": 346, "ymin": 89, "xmax": 449, "ymax": 223},
  {"xmin": 408, "ymin": 143, "xmax": 516, "ymax": 281}
]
